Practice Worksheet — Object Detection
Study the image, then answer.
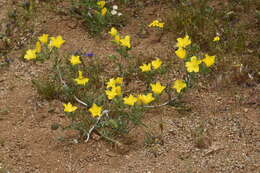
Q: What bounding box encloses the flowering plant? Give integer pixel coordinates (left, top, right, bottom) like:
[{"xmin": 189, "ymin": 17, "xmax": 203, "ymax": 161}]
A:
[
  {"xmin": 24, "ymin": 28, "xmax": 216, "ymax": 145},
  {"xmin": 70, "ymin": 0, "xmax": 126, "ymax": 36}
]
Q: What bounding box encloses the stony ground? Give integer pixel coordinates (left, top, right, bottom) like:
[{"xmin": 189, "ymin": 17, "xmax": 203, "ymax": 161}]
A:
[{"xmin": 0, "ymin": 1, "xmax": 259, "ymax": 173}]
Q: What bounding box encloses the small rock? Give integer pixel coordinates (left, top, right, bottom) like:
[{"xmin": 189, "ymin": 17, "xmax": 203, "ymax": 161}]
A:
[{"xmin": 73, "ymin": 139, "xmax": 78, "ymax": 144}]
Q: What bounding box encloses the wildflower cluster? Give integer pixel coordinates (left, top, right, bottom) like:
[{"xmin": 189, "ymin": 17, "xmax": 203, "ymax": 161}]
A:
[
  {"xmin": 24, "ymin": 34, "xmax": 65, "ymax": 61},
  {"xmin": 25, "ymin": 19, "xmax": 217, "ymax": 144},
  {"xmin": 70, "ymin": 0, "xmax": 125, "ymax": 36},
  {"xmin": 64, "ymin": 102, "xmax": 102, "ymax": 118},
  {"xmin": 174, "ymin": 35, "xmax": 216, "ymax": 73},
  {"xmin": 97, "ymin": 1, "xmax": 107, "ymax": 16},
  {"xmin": 139, "ymin": 58, "xmax": 162, "ymax": 72},
  {"xmin": 174, "ymin": 35, "xmax": 191, "ymax": 60},
  {"xmin": 123, "ymin": 93, "xmax": 154, "ymax": 106},
  {"xmin": 109, "ymin": 27, "xmax": 131, "ymax": 49},
  {"xmin": 109, "ymin": 27, "xmax": 131, "ymax": 57},
  {"xmin": 105, "ymin": 77, "xmax": 123, "ymax": 100}
]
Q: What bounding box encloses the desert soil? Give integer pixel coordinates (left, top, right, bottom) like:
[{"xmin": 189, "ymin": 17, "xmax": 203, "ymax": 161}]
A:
[{"xmin": 0, "ymin": 1, "xmax": 259, "ymax": 173}]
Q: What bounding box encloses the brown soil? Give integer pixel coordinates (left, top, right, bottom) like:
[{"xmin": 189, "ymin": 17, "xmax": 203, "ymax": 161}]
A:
[{"xmin": 0, "ymin": 1, "xmax": 259, "ymax": 173}]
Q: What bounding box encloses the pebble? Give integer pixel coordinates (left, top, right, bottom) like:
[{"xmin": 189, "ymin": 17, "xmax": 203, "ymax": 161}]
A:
[{"xmin": 73, "ymin": 139, "xmax": 78, "ymax": 144}]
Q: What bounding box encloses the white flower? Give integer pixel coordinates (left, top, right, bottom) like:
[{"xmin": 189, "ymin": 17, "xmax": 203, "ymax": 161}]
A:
[
  {"xmin": 113, "ymin": 5, "xmax": 118, "ymax": 10},
  {"xmin": 111, "ymin": 9, "xmax": 117, "ymax": 15},
  {"xmin": 117, "ymin": 12, "xmax": 122, "ymax": 16}
]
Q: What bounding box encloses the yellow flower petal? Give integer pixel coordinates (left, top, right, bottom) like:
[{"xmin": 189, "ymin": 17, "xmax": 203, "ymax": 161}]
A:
[
  {"xmin": 150, "ymin": 82, "xmax": 166, "ymax": 95},
  {"xmin": 106, "ymin": 78, "xmax": 116, "ymax": 88},
  {"xmin": 151, "ymin": 58, "xmax": 162, "ymax": 70},
  {"xmin": 89, "ymin": 103, "xmax": 102, "ymax": 117},
  {"xmin": 38, "ymin": 34, "xmax": 48, "ymax": 44},
  {"xmin": 185, "ymin": 56, "xmax": 201, "ymax": 73},
  {"xmin": 202, "ymin": 54, "xmax": 215, "ymax": 67},
  {"xmin": 149, "ymin": 20, "xmax": 159, "ymax": 27},
  {"xmin": 24, "ymin": 49, "xmax": 37, "ymax": 60},
  {"xmin": 123, "ymin": 94, "xmax": 137, "ymax": 106},
  {"xmin": 74, "ymin": 71, "xmax": 89, "ymax": 85},
  {"xmin": 109, "ymin": 27, "xmax": 118, "ymax": 37},
  {"xmin": 115, "ymin": 77, "xmax": 123, "ymax": 84},
  {"xmin": 105, "ymin": 86, "xmax": 122, "ymax": 100},
  {"xmin": 114, "ymin": 35, "xmax": 121, "ymax": 44},
  {"xmin": 175, "ymin": 47, "xmax": 186, "ymax": 59},
  {"xmin": 35, "ymin": 41, "xmax": 41, "ymax": 53},
  {"xmin": 137, "ymin": 93, "xmax": 155, "ymax": 105},
  {"xmin": 140, "ymin": 63, "xmax": 152, "ymax": 72},
  {"xmin": 176, "ymin": 35, "xmax": 191, "ymax": 48},
  {"xmin": 101, "ymin": 7, "xmax": 107, "ymax": 16},
  {"xmin": 120, "ymin": 35, "xmax": 131, "ymax": 48},
  {"xmin": 172, "ymin": 80, "xmax": 186, "ymax": 93},
  {"xmin": 97, "ymin": 1, "xmax": 106, "ymax": 8},
  {"xmin": 63, "ymin": 102, "xmax": 77, "ymax": 112},
  {"xmin": 213, "ymin": 36, "xmax": 220, "ymax": 42},
  {"xmin": 49, "ymin": 35, "xmax": 65, "ymax": 48},
  {"xmin": 70, "ymin": 55, "xmax": 81, "ymax": 65},
  {"xmin": 148, "ymin": 20, "xmax": 164, "ymax": 28}
]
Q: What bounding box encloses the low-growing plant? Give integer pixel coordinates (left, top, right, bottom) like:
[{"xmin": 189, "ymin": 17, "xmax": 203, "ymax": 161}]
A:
[
  {"xmin": 70, "ymin": 0, "xmax": 127, "ymax": 36},
  {"xmin": 166, "ymin": 0, "xmax": 259, "ymax": 85},
  {"xmin": 23, "ymin": 17, "xmax": 217, "ymax": 145},
  {"xmin": 166, "ymin": 0, "xmax": 259, "ymax": 54}
]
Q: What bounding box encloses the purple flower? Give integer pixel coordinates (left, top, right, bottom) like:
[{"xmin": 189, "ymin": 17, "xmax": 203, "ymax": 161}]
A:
[{"xmin": 83, "ymin": 53, "xmax": 94, "ymax": 57}]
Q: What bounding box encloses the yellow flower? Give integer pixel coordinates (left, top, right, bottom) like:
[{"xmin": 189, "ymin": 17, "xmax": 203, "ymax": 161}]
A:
[
  {"xmin": 148, "ymin": 20, "xmax": 164, "ymax": 28},
  {"xmin": 140, "ymin": 63, "xmax": 152, "ymax": 72},
  {"xmin": 38, "ymin": 34, "xmax": 48, "ymax": 44},
  {"xmin": 151, "ymin": 58, "xmax": 162, "ymax": 70},
  {"xmin": 24, "ymin": 49, "xmax": 37, "ymax": 60},
  {"xmin": 202, "ymin": 54, "xmax": 215, "ymax": 67},
  {"xmin": 89, "ymin": 103, "xmax": 102, "ymax": 117},
  {"xmin": 115, "ymin": 77, "xmax": 123, "ymax": 84},
  {"xmin": 105, "ymin": 89, "xmax": 117, "ymax": 100},
  {"xmin": 120, "ymin": 35, "xmax": 131, "ymax": 48},
  {"xmin": 70, "ymin": 55, "xmax": 81, "ymax": 65},
  {"xmin": 35, "ymin": 41, "xmax": 41, "ymax": 53},
  {"xmin": 172, "ymin": 80, "xmax": 186, "ymax": 93},
  {"xmin": 113, "ymin": 86, "xmax": 122, "ymax": 96},
  {"xmin": 74, "ymin": 71, "xmax": 89, "ymax": 85},
  {"xmin": 105, "ymin": 86, "xmax": 122, "ymax": 100},
  {"xmin": 150, "ymin": 82, "xmax": 166, "ymax": 95},
  {"xmin": 49, "ymin": 36, "xmax": 65, "ymax": 48},
  {"xmin": 114, "ymin": 35, "xmax": 121, "ymax": 44},
  {"xmin": 63, "ymin": 102, "xmax": 77, "ymax": 113},
  {"xmin": 101, "ymin": 7, "xmax": 107, "ymax": 16},
  {"xmin": 109, "ymin": 27, "xmax": 118, "ymax": 37},
  {"xmin": 213, "ymin": 36, "xmax": 220, "ymax": 42},
  {"xmin": 106, "ymin": 78, "xmax": 116, "ymax": 88},
  {"xmin": 137, "ymin": 93, "xmax": 155, "ymax": 105},
  {"xmin": 106, "ymin": 77, "xmax": 123, "ymax": 89},
  {"xmin": 149, "ymin": 20, "xmax": 159, "ymax": 27},
  {"xmin": 176, "ymin": 35, "xmax": 191, "ymax": 48},
  {"xmin": 123, "ymin": 94, "xmax": 138, "ymax": 106},
  {"xmin": 175, "ymin": 47, "xmax": 186, "ymax": 59},
  {"xmin": 97, "ymin": 1, "xmax": 106, "ymax": 8},
  {"xmin": 158, "ymin": 22, "xmax": 164, "ymax": 28},
  {"xmin": 185, "ymin": 56, "xmax": 201, "ymax": 73}
]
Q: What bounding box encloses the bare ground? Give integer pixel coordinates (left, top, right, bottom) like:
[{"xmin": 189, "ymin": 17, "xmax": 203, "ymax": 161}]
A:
[{"xmin": 0, "ymin": 1, "xmax": 259, "ymax": 173}]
